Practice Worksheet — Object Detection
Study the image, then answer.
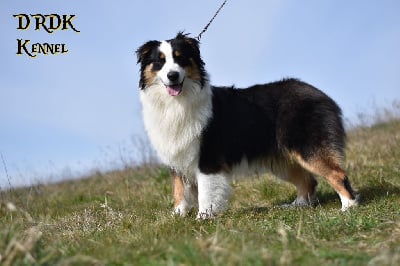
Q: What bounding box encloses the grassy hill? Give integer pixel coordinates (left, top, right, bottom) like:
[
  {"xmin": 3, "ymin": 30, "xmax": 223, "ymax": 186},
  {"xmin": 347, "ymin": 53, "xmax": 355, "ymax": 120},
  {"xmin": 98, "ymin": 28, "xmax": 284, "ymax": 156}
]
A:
[{"xmin": 1, "ymin": 119, "xmax": 400, "ymax": 265}]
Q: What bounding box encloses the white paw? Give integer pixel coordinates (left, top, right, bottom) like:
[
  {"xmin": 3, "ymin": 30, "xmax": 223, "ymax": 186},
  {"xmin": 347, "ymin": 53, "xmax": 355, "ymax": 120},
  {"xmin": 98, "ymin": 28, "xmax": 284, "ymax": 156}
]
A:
[
  {"xmin": 281, "ymin": 195, "xmax": 316, "ymax": 208},
  {"xmin": 340, "ymin": 194, "xmax": 359, "ymax": 211},
  {"xmin": 196, "ymin": 206, "xmax": 215, "ymax": 220},
  {"xmin": 173, "ymin": 202, "xmax": 191, "ymax": 217}
]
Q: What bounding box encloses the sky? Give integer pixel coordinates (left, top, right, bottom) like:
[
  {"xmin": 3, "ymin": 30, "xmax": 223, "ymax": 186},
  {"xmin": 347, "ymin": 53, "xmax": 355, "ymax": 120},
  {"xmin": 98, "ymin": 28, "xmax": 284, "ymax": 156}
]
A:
[{"xmin": 1, "ymin": 0, "xmax": 399, "ymax": 188}]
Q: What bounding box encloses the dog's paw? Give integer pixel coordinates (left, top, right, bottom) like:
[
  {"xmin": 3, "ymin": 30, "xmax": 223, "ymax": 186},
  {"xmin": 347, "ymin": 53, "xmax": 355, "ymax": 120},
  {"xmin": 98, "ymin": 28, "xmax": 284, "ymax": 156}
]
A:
[
  {"xmin": 173, "ymin": 207, "xmax": 186, "ymax": 217},
  {"xmin": 340, "ymin": 194, "xmax": 360, "ymax": 212},
  {"xmin": 173, "ymin": 202, "xmax": 191, "ymax": 217},
  {"xmin": 280, "ymin": 195, "xmax": 317, "ymax": 208},
  {"xmin": 196, "ymin": 208, "xmax": 215, "ymax": 220}
]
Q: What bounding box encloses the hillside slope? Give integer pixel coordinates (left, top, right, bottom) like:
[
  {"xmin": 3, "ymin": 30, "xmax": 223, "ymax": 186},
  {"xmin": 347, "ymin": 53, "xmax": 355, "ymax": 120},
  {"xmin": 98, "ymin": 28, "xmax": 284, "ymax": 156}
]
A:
[{"xmin": 1, "ymin": 119, "xmax": 400, "ymax": 265}]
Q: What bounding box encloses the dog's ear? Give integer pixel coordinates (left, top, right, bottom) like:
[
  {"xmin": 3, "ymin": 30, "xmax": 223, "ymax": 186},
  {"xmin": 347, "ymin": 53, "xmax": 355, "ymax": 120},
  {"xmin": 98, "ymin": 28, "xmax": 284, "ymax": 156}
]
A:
[
  {"xmin": 175, "ymin": 32, "xmax": 200, "ymax": 54},
  {"xmin": 136, "ymin": 40, "xmax": 160, "ymax": 64}
]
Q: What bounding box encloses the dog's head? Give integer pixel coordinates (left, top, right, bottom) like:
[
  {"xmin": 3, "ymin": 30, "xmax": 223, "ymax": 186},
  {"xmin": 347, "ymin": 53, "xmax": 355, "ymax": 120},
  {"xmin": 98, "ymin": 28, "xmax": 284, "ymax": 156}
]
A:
[{"xmin": 136, "ymin": 32, "xmax": 207, "ymax": 97}]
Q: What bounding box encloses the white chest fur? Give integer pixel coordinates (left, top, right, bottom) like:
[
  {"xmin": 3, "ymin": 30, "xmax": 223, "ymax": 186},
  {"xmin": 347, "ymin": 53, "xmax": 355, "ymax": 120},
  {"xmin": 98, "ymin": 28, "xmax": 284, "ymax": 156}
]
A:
[{"xmin": 140, "ymin": 82, "xmax": 212, "ymax": 178}]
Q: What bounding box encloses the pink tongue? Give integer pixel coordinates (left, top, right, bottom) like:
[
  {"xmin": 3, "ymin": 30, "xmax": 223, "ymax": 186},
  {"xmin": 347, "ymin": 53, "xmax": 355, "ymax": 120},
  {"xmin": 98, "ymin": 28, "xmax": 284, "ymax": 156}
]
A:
[{"xmin": 166, "ymin": 85, "xmax": 182, "ymax": 96}]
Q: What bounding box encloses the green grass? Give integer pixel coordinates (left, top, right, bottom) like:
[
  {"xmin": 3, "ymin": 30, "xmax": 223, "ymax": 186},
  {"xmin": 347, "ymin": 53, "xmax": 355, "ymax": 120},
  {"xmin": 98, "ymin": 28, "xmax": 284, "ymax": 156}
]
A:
[{"xmin": 1, "ymin": 119, "xmax": 400, "ymax": 265}]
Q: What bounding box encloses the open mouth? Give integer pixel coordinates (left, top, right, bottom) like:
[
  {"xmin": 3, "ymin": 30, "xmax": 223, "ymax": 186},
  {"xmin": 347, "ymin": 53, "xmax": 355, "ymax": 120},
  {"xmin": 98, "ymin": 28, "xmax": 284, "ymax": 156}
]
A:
[{"xmin": 165, "ymin": 81, "xmax": 184, "ymax": 96}]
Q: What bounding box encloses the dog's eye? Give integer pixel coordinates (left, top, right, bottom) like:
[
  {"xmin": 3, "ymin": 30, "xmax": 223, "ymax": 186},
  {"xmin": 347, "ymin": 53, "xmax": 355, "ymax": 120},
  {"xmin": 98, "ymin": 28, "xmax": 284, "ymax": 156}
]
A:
[
  {"xmin": 152, "ymin": 61, "xmax": 163, "ymax": 71},
  {"xmin": 152, "ymin": 52, "xmax": 165, "ymax": 70}
]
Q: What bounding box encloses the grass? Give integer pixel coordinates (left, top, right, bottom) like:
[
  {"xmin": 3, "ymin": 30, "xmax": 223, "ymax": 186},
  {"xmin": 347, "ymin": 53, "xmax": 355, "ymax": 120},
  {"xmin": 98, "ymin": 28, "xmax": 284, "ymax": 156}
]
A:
[{"xmin": 1, "ymin": 119, "xmax": 400, "ymax": 265}]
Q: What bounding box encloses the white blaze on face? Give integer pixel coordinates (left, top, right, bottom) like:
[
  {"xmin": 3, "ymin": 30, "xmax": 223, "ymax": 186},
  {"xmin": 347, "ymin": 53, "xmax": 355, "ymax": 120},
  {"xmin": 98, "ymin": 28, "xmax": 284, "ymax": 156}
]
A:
[{"xmin": 158, "ymin": 41, "xmax": 185, "ymax": 90}]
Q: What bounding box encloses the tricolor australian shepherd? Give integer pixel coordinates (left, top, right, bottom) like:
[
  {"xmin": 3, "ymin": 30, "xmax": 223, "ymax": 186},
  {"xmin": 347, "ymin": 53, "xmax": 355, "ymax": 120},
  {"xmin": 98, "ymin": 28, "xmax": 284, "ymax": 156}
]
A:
[{"xmin": 136, "ymin": 32, "xmax": 358, "ymax": 219}]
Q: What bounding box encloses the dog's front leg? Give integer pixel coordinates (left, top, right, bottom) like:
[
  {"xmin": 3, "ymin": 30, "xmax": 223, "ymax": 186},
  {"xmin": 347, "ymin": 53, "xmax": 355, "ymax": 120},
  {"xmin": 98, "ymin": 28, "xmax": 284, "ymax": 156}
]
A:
[
  {"xmin": 171, "ymin": 170, "xmax": 197, "ymax": 216},
  {"xmin": 196, "ymin": 171, "xmax": 232, "ymax": 219}
]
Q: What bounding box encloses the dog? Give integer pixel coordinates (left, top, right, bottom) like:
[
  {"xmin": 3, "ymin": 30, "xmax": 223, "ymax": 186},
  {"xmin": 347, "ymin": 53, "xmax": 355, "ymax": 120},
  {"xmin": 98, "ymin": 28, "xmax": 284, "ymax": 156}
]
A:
[{"xmin": 136, "ymin": 32, "xmax": 358, "ymax": 219}]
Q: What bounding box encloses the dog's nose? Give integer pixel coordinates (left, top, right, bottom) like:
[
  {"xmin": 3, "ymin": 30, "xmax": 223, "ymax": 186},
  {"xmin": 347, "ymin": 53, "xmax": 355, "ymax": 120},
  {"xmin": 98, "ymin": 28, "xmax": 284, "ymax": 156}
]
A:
[{"xmin": 167, "ymin": 71, "xmax": 180, "ymax": 82}]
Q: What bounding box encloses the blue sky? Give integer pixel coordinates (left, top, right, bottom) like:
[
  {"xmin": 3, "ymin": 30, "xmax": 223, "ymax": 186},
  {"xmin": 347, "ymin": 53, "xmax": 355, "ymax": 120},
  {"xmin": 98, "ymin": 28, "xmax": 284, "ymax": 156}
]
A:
[{"xmin": 1, "ymin": 0, "xmax": 399, "ymax": 188}]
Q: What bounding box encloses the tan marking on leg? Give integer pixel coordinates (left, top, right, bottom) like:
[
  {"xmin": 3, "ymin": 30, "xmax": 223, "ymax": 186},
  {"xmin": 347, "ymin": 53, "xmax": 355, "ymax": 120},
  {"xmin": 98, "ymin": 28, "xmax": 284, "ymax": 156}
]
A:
[
  {"xmin": 290, "ymin": 152, "xmax": 355, "ymax": 201},
  {"xmin": 171, "ymin": 170, "xmax": 184, "ymax": 208},
  {"xmin": 286, "ymin": 164, "xmax": 318, "ymax": 200}
]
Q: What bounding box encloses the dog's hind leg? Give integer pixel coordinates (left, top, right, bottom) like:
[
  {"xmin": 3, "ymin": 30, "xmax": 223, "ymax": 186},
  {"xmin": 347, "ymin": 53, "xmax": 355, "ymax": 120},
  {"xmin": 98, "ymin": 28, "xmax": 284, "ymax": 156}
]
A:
[
  {"xmin": 171, "ymin": 170, "xmax": 197, "ymax": 216},
  {"xmin": 289, "ymin": 152, "xmax": 358, "ymax": 211},
  {"xmin": 283, "ymin": 164, "xmax": 318, "ymax": 207}
]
